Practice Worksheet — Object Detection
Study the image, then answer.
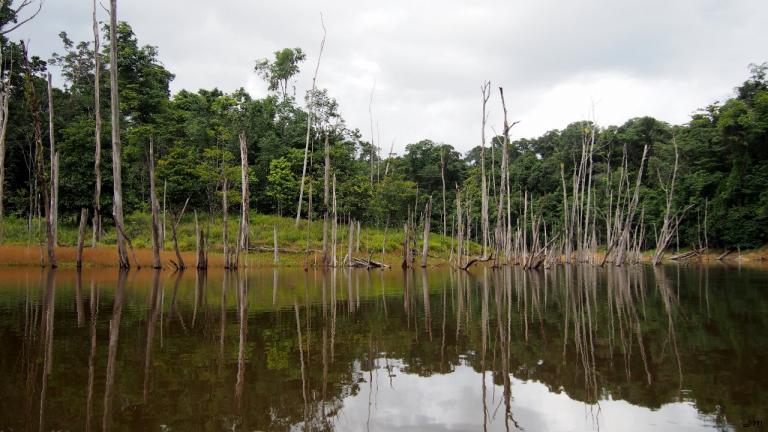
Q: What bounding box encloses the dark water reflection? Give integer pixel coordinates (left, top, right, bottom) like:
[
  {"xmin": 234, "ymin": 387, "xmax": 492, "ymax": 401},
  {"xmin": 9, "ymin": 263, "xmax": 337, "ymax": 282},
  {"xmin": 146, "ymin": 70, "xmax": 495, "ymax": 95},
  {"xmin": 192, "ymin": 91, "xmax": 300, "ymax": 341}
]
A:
[{"xmin": 0, "ymin": 265, "xmax": 766, "ymax": 431}]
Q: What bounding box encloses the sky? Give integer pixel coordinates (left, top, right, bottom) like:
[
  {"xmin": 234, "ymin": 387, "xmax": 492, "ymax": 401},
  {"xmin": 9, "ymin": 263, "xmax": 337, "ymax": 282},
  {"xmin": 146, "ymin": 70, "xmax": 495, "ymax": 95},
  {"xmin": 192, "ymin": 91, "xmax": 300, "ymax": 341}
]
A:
[{"xmin": 11, "ymin": 0, "xmax": 768, "ymax": 155}]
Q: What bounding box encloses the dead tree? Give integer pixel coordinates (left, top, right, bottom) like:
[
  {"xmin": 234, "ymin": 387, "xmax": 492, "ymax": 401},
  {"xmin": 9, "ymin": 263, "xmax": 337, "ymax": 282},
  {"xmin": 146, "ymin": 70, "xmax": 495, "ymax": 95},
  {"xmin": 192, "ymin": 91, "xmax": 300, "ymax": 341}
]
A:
[
  {"xmin": 322, "ymin": 133, "xmax": 330, "ymax": 266},
  {"xmin": 652, "ymin": 139, "xmax": 691, "ymax": 265},
  {"xmin": 456, "ymin": 186, "xmax": 464, "ymax": 268},
  {"xmin": 421, "ymin": 197, "xmax": 432, "ymax": 267},
  {"xmin": 149, "ymin": 137, "xmax": 162, "ymax": 269},
  {"xmin": 47, "ymin": 73, "xmax": 58, "ymax": 245},
  {"xmin": 91, "ymin": 0, "xmax": 102, "ymax": 246},
  {"xmin": 273, "ymin": 224, "xmax": 279, "ymax": 264},
  {"xmin": 195, "ymin": 211, "xmax": 208, "ymax": 269},
  {"xmin": 494, "ymin": 87, "xmax": 516, "ymax": 265},
  {"xmin": 331, "ymin": 174, "xmax": 338, "ymax": 266},
  {"xmin": 221, "ymin": 158, "xmax": 230, "ymax": 269},
  {"xmin": 238, "ymin": 132, "xmax": 249, "ymax": 255},
  {"xmin": 76, "ymin": 208, "xmax": 88, "ymax": 269},
  {"xmin": 346, "ymin": 217, "xmax": 354, "ymax": 265},
  {"xmin": 480, "ymin": 81, "xmax": 491, "ymax": 258},
  {"xmin": 401, "ymin": 222, "xmax": 410, "ymax": 269},
  {"xmin": 0, "ymin": 47, "xmax": 11, "ymax": 242},
  {"xmin": 295, "ymin": 13, "xmax": 326, "ymax": 226},
  {"xmin": 440, "ymin": 148, "xmax": 447, "ymax": 238},
  {"xmin": 109, "ymin": 0, "xmax": 129, "ymax": 268},
  {"xmin": 170, "ymin": 198, "xmax": 190, "ymax": 270},
  {"xmin": 0, "ymin": 1, "xmax": 44, "ymax": 35},
  {"xmin": 22, "ymin": 42, "xmax": 55, "ymax": 267}
]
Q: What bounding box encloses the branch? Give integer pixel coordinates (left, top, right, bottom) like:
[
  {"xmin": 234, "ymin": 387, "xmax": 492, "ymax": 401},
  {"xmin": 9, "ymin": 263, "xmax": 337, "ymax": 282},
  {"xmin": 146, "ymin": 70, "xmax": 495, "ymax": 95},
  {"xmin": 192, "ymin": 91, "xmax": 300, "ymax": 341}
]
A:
[{"xmin": 1, "ymin": 0, "xmax": 44, "ymax": 35}]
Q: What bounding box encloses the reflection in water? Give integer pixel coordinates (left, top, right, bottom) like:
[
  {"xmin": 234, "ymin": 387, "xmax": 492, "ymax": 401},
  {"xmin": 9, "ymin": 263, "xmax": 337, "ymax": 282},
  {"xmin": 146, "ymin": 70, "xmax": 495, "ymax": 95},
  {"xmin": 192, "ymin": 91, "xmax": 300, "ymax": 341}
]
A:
[
  {"xmin": 102, "ymin": 270, "xmax": 126, "ymax": 432},
  {"xmin": 0, "ymin": 264, "xmax": 766, "ymax": 431}
]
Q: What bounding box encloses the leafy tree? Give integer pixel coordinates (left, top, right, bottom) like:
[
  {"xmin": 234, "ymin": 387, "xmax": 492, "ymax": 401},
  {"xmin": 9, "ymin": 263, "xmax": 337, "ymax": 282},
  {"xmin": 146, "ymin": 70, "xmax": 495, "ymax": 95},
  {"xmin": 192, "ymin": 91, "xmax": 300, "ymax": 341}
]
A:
[{"xmin": 254, "ymin": 47, "xmax": 305, "ymax": 101}]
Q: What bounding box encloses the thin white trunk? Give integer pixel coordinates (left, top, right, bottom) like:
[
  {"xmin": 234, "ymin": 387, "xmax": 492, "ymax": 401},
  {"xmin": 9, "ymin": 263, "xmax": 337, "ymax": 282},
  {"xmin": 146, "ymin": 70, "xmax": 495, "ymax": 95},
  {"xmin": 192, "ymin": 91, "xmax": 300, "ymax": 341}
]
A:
[
  {"xmin": 149, "ymin": 137, "xmax": 161, "ymax": 269},
  {"xmin": 239, "ymin": 132, "xmax": 249, "ymax": 254},
  {"xmin": 295, "ymin": 14, "xmax": 326, "ymax": 225},
  {"xmin": 109, "ymin": 0, "xmax": 129, "ymax": 268},
  {"xmin": 91, "ymin": 0, "xmax": 102, "ymax": 246},
  {"xmin": 47, "ymin": 73, "xmax": 58, "ymax": 245}
]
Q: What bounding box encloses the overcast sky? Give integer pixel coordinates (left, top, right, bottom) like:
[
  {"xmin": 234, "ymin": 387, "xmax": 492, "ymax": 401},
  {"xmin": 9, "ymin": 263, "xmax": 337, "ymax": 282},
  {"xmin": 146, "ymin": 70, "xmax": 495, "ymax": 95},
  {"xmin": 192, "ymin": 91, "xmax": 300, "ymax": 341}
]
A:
[{"xmin": 13, "ymin": 0, "xmax": 768, "ymax": 154}]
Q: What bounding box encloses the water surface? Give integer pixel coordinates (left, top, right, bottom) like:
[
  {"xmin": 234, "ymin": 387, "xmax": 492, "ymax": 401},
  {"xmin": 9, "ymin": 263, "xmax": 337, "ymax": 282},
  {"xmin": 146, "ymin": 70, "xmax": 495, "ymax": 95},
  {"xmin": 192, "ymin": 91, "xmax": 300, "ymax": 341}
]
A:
[{"xmin": 0, "ymin": 264, "xmax": 766, "ymax": 431}]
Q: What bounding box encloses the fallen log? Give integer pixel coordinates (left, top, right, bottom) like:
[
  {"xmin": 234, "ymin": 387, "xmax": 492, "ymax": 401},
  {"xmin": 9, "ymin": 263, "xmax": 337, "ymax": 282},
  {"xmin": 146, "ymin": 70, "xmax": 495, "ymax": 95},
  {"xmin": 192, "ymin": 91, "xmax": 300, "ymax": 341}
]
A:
[
  {"xmin": 670, "ymin": 248, "xmax": 705, "ymax": 261},
  {"xmin": 717, "ymin": 249, "xmax": 734, "ymax": 261}
]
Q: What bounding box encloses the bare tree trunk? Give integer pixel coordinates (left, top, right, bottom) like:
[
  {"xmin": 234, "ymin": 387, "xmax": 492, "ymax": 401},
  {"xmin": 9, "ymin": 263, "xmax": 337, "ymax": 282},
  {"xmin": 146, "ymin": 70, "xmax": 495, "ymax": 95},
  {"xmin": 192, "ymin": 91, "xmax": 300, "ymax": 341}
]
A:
[
  {"xmin": 331, "ymin": 174, "xmax": 337, "ymax": 267},
  {"xmin": 652, "ymin": 139, "xmax": 689, "ymax": 265},
  {"xmin": 22, "ymin": 42, "xmax": 56, "ymax": 267},
  {"xmin": 47, "ymin": 73, "xmax": 58, "ymax": 245},
  {"xmin": 494, "ymin": 87, "xmax": 515, "ymax": 264},
  {"xmin": 456, "ymin": 187, "xmax": 464, "ymax": 268},
  {"xmin": 222, "ymin": 165, "xmax": 229, "ymax": 269},
  {"xmin": 560, "ymin": 163, "xmax": 570, "ymax": 263},
  {"xmin": 171, "ymin": 197, "xmax": 190, "ymax": 270},
  {"xmin": 76, "ymin": 208, "xmax": 88, "ymax": 269},
  {"xmin": 322, "ymin": 133, "xmax": 330, "ymax": 266},
  {"xmin": 109, "ymin": 0, "xmax": 129, "ymax": 268},
  {"xmin": 346, "ymin": 217, "xmax": 354, "ymax": 265},
  {"xmin": 0, "ymin": 47, "xmax": 11, "ymax": 243},
  {"xmin": 421, "ymin": 197, "xmax": 432, "ymax": 267},
  {"xmin": 295, "ymin": 14, "xmax": 326, "ymax": 226},
  {"xmin": 440, "ymin": 149, "xmax": 447, "ymax": 238},
  {"xmin": 402, "ymin": 222, "xmax": 409, "ymax": 269},
  {"xmin": 91, "ymin": 0, "xmax": 102, "ymax": 247},
  {"xmin": 161, "ymin": 180, "xmax": 166, "ymax": 249},
  {"xmin": 149, "ymin": 137, "xmax": 161, "ymax": 269},
  {"xmin": 239, "ymin": 132, "xmax": 249, "ymax": 255},
  {"xmin": 615, "ymin": 144, "xmax": 649, "ymax": 266},
  {"xmin": 480, "ymin": 81, "xmax": 491, "ymax": 258},
  {"xmin": 273, "ymin": 224, "xmax": 279, "ymax": 264}
]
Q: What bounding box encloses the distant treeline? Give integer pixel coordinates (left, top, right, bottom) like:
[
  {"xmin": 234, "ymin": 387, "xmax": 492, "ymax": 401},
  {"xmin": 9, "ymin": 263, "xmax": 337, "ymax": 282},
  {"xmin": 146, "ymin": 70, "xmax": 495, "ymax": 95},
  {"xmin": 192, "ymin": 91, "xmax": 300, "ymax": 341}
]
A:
[{"xmin": 1, "ymin": 20, "xmax": 766, "ymax": 249}]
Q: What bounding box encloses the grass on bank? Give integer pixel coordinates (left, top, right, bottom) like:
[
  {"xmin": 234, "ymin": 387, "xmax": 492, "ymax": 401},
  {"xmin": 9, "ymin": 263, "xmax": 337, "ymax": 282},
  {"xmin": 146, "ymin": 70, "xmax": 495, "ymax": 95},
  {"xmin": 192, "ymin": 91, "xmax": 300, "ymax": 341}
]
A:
[{"xmin": 0, "ymin": 213, "xmax": 467, "ymax": 267}]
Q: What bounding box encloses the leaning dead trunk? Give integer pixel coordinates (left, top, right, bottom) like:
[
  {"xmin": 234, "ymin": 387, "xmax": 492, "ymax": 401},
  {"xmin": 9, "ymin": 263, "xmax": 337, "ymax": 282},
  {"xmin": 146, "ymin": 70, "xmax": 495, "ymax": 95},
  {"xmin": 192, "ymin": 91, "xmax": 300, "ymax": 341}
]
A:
[
  {"xmin": 149, "ymin": 137, "xmax": 162, "ymax": 269},
  {"xmin": 109, "ymin": 0, "xmax": 129, "ymax": 268},
  {"xmin": 295, "ymin": 14, "xmax": 326, "ymax": 226},
  {"xmin": 171, "ymin": 198, "xmax": 190, "ymax": 270},
  {"xmin": 22, "ymin": 42, "xmax": 56, "ymax": 267},
  {"xmin": 652, "ymin": 139, "xmax": 690, "ymax": 265}
]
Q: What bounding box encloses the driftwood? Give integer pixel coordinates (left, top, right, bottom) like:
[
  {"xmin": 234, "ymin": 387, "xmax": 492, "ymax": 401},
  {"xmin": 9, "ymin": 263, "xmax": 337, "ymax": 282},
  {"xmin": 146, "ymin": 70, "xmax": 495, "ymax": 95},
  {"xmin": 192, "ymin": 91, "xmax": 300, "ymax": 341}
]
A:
[
  {"xmin": 348, "ymin": 256, "xmax": 389, "ymax": 269},
  {"xmin": 461, "ymin": 254, "xmax": 493, "ymax": 271},
  {"xmin": 669, "ymin": 248, "xmax": 705, "ymax": 261},
  {"xmin": 717, "ymin": 249, "xmax": 734, "ymax": 261}
]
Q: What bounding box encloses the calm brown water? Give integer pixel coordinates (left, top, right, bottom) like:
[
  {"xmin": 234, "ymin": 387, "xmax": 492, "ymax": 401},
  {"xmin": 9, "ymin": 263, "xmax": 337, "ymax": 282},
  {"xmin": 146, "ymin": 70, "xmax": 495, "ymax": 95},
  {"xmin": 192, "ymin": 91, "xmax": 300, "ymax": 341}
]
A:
[{"xmin": 0, "ymin": 264, "xmax": 766, "ymax": 431}]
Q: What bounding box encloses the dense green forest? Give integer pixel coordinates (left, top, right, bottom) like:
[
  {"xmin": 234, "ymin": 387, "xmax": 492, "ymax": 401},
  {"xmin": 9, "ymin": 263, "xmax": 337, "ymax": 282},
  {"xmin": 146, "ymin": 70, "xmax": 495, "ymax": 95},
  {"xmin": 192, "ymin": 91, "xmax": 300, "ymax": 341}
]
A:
[{"xmin": 1, "ymin": 11, "xmax": 766, "ymax": 250}]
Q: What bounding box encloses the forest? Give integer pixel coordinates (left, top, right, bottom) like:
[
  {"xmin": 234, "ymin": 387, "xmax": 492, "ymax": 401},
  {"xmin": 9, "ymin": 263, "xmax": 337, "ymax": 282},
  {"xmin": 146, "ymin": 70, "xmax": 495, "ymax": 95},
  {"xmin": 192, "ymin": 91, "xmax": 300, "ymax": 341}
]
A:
[{"xmin": 1, "ymin": 0, "xmax": 767, "ymax": 268}]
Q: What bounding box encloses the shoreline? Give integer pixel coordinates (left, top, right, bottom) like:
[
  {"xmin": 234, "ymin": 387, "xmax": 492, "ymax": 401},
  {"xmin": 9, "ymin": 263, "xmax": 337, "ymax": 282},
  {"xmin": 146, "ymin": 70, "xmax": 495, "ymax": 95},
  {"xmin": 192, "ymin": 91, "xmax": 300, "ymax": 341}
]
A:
[{"xmin": 0, "ymin": 244, "xmax": 764, "ymax": 270}]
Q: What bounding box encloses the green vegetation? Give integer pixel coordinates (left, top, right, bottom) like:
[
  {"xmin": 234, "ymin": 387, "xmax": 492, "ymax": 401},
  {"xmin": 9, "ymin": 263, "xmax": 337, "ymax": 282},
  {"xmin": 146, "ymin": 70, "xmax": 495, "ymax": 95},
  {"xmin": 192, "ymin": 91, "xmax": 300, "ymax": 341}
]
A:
[
  {"xmin": 1, "ymin": 5, "xmax": 766, "ymax": 251},
  {"xmin": 0, "ymin": 213, "xmax": 460, "ymax": 256}
]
